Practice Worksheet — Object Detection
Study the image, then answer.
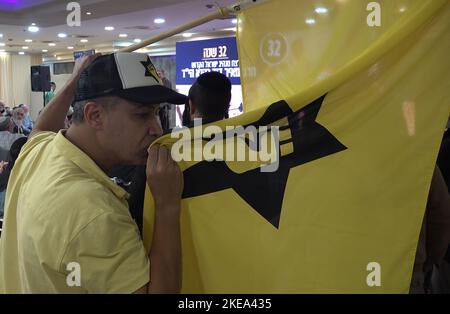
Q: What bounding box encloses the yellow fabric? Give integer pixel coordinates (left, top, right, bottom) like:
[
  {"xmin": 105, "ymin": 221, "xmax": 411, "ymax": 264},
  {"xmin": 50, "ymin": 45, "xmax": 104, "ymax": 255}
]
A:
[
  {"xmin": 143, "ymin": 0, "xmax": 450, "ymax": 293},
  {"xmin": 0, "ymin": 131, "xmax": 149, "ymax": 293}
]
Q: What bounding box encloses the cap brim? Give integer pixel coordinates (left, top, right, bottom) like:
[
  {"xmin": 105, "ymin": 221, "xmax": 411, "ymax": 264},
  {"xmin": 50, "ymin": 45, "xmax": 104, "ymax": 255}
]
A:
[{"xmin": 116, "ymin": 85, "xmax": 187, "ymax": 105}]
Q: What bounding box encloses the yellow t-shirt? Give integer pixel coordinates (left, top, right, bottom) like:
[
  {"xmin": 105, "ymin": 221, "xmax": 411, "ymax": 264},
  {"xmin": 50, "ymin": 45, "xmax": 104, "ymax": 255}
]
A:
[{"xmin": 0, "ymin": 131, "xmax": 150, "ymax": 293}]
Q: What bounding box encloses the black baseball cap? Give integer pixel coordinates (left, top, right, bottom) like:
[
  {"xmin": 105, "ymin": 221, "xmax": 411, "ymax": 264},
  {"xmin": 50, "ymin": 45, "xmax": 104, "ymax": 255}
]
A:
[{"xmin": 74, "ymin": 53, "xmax": 187, "ymax": 105}]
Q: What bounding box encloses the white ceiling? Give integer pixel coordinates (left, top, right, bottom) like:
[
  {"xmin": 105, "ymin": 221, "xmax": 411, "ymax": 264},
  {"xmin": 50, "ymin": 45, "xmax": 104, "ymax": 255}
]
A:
[{"xmin": 0, "ymin": 0, "xmax": 238, "ymax": 61}]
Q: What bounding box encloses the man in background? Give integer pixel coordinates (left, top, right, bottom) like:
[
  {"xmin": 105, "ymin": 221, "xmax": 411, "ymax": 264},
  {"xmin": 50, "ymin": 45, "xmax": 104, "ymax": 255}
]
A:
[
  {"xmin": 19, "ymin": 104, "xmax": 33, "ymax": 132},
  {"xmin": 127, "ymin": 71, "xmax": 232, "ymax": 234},
  {"xmin": 44, "ymin": 82, "xmax": 56, "ymax": 105}
]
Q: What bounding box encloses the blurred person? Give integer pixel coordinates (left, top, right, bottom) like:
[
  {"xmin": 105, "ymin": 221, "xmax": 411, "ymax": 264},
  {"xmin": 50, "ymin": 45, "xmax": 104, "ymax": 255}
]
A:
[
  {"xmin": 11, "ymin": 107, "xmax": 30, "ymax": 136},
  {"xmin": 156, "ymin": 69, "xmax": 173, "ymax": 131},
  {"xmin": 182, "ymin": 71, "xmax": 231, "ymax": 127},
  {"xmin": 410, "ymin": 166, "xmax": 450, "ymax": 293},
  {"xmin": 0, "ymin": 116, "xmax": 26, "ymax": 153},
  {"xmin": 0, "ymin": 101, "xmax": 6, "ymax": 116},
  {"xmin": 19, "ymin": 104, "xmax": 33, "ymax": 131},
  {"xmin": 44, "ymin": 82, "xmax": 56, "ymax": 105},
  {"xmin": 0, "ymin": 137, "xmax": 27, "ymax": 218}
]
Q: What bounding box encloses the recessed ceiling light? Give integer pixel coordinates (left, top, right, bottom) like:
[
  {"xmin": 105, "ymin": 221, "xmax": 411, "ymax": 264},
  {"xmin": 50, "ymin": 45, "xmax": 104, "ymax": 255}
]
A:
[
  {"xmin": 67, "ymin": 46, "xmax": 74, "ymax": 50},
  {"xmin": 42, "ymin": 49, "xmax": 48, "ymax": 52},
  {"xmin": 182, "ymin": 33, "xmax": 193, "ymax": 38},
  {"xmin": 31, "ymin": 23, "xmax": 36, "ymax": 26},
  {"xmin": 154, "ymin": 18, "xmax": 165, "ymax": 24},
  {"xmin": 0, "ymin": 43, "xmax": 5, "ymax": 47},
  {"xmin": 0, "ymin": 34, "xmax": 3, "ymax": 38},
  {"xmin": 57, "ymin": 57, "xmax": 61, "ymax": 60},
  {"xmin": 22, "ymin": 46, "xmax": 29, "ymax": 49},
  {"xmin": 80, "ymin": 39, "xmax": 88, "ymax": 43},
  {"xmin": 119, "ymin": 34, "xmax": 128, "ymax": 38},
  {"xmin": 315, "ymin": 7, "xmax": 328, "ymax": 14},
  {"xmin": 0, "ymin": 49, "xmax": 5, "ymax": 52},
  {"xmin": 25, "ymin": 39, "xmax": 33, "ymax": 43},
  {"xmin": 305, "ymin": 18, "xmax": 316, "ymax": 25},
  {"xmin": 86, "ymin": 12, "xmax": 92, "ymax": 15},
  {"xmin": 231, "ymin": 18, "xmax": 237, "ymax": 24},
  {"xmin": 48, "ymin": 43, "xmax": 56, "ymax": 46},
  {"xmin": 134, "ymin": 38, "xmax": 142, "ymax": 43},
  {"xmin": 28, "ymin": 25, "xmax": 39, "ymax": 33},
  {"xmin": 104, "ymin": 26, "xmax": 115, "ymax": 31},
  {"xmin": 19, "ymin": 52, "xmax": 25, "ymax": 55},
  {"xmin": 58, "ymin": 33, "xmax": 68, "ymax": 38}
]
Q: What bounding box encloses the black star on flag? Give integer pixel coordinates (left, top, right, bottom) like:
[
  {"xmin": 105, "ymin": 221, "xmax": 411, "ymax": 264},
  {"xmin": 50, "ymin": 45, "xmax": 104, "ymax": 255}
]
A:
[
  {"xmin": 140, "ymin": 56, "xmax": 161, "ymax": 83},
  {"xmin": 182, "ymin": 94, "xmax": 347, "ymax": 229}
]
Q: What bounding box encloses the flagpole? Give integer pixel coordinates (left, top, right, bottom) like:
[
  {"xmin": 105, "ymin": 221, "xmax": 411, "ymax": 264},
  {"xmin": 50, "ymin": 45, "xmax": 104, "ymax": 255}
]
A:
[{"xmin": 119, "ymin": 0, "xmax": 269, "ymax": 53}]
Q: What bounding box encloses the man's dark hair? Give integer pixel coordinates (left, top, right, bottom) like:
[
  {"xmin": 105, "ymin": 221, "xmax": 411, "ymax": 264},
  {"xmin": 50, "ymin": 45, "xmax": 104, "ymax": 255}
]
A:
[
  {"xmin": 188, "ymin": 72, "xmax": 231, "ymax": 123},
  {"xmin": 50, "ymin": 82, "xmax": 56, "ymax": 86},
  {"xmin": 71, "ymin": 96, "xmax": 120, "ymax": 124}
]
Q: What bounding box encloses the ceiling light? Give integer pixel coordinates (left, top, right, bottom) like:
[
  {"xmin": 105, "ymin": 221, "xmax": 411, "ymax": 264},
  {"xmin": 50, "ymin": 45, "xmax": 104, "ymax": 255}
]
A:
[
  {"xmin": 28, "ymin": 25, "xmax": 39, "ymax": 33},
  {"xmin": 67, "ymin": 46, "xmax": 74, "ymax": 50},
  {"xmin": 182, "ymin": 33, "xmax": 193, "ymax": 38},
  {"xmin": 25, "ymin": 39, "xmax": 33, "ymax": 43},
  {"xmin": 42, "ymin": 49, "xmax": 48, "ymax": 52},
  {"xmin": 22, "ymin": 46, "xmax": 29, "ymax": 49},
  {"xmin": 31, "ymin": 23, "xmax": 36, "ymax": 26},
  {"xmin": 104, "ymin": 26, "xmax": 115, "ymax": 31},
  {"xmin": 48, "ymin": 43, "xmax": 56, "ymax": 46},
  {"xmin": 58, "ymin": 33, "xmax": 68, "ymax": 38},
  {"xmin": 231, "ymin": 18, "xmax": 238, "ymax": 24},
  {"xmin": 86, "ymin": 12, "xmax": 92, "ymax": 15},
  {"xmin": 80, "ymin": 39, "xmax": 88, "ymax": 43},
  {"xmin": 154, "ymin": 18, "xmax": 165, "ymax": 24},
  {"xmin": 134, "ymin": 38, "xmax": 142, "ymax": 43},
  {"xmin": 315, "ymin": 7, "xmax": 328, "ymax": 14},
  {"xmin": 119, "ymin": 34, "xmax": 128, "ymax": 38},
  {"xmin": 19, "ymin": 52, "xmax": 25, "ymax": 55},
  {"xmin": 57, "ymin": 57, "xmax": 61, "ymax": 60},
  {"xmin": 0, "ymin": 49, "xmax": 5, "ymax": 52},
  {"xmin": 0, "ymin": 34, "xmax": 3, "ymax": 38},
  {"xmin": 0, "ymin": 43, "xmax": 5, "ymax": 47},
  {"xmin": 305, "ymin": 18, "xmax": 316, "ymax": 25}
]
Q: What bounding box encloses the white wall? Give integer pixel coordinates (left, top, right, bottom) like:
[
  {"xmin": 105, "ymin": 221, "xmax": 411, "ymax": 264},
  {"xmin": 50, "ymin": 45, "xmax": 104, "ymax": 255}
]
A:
[{"xmin": 11, "ymin": 55, "xmax": 31, "ymax": 107}]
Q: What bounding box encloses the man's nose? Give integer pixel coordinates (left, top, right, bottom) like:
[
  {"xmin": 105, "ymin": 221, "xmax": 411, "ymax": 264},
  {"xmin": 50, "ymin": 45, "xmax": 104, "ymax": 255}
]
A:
[{"xmin": 148, "ymin": 121, "xmax": 163, "ymax": 137}]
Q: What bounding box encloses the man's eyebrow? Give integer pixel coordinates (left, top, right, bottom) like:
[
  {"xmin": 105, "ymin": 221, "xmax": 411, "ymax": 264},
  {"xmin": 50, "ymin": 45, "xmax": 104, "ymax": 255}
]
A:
[{"xmin": 133, "ymin": 106, "xmax": 156, "ymax": 112}]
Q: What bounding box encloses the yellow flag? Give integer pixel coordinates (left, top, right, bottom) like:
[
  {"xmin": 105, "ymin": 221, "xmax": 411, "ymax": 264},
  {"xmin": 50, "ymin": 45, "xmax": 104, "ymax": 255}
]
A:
[{"xmin": 143, "ymin": 0, "xmax": 450, "ymax": 293}]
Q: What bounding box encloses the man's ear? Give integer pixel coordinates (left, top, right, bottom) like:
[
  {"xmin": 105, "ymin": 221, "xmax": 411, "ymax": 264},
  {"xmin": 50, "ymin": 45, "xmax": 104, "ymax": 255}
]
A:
[{"xmin": 84, "ymin": 101, "xmax": 105, "ymax": 130}]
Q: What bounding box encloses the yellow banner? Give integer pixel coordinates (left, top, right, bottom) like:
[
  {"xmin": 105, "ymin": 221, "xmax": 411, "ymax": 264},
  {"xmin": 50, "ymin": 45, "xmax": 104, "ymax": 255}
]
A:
[{"xmin": 143, "ymin": 0, "xmax": 450, "ymax": 293}]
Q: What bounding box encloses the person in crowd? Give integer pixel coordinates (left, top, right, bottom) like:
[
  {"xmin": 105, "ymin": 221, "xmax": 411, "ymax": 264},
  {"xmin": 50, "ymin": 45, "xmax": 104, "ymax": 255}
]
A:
[
  {"xmin": 65, "ymin": 106, "xmax": 74, "ymax": 129},
  {"xmin": 0, "ymin": 101, "xmax": 6, "ymax": 116},
  {"xmin": 0, "ymin": 52, "xmax": 187, "ymax": 293},
  {"xmin": 156, "ymin": 69, "xmax": 173, "ymax": 131},
  {"xmin": 182, "ymin": 71, "xmax": 231, "ymax": 127},
  {"xmin": 429, "ymin": 118, "xmax": 450, "ymax": 293},
  {"xmin": 11, "ymin": 107, "xmax": 30, "ymax": 136},
  {"xmin": 44, "ymin": 82, "xmax": 56, "ymax": 105},
  {"xmin": 410, "ymin": 166, "xmax": 450, "ymax": 293},
  {"xmin": 0, "ymin": 116, "xmax": 26, "ymax": 155},
  {"xmin": 19, "ymin": 104, "xmax": 33, "ymax": 131}
]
